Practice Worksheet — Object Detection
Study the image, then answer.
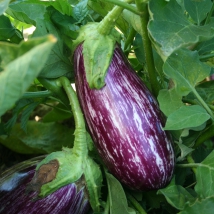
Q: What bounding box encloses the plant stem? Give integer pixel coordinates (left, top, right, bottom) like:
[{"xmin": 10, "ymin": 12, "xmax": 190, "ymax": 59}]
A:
[
  {"xmin": 124, "ymin": 27, "xmax": 136, "ymax": 56},
  {"xmin": 103, "ymin": 194, "xmax": 110, "ymax": 214},
  {"xmin": 205, "ymin": 1, "xmax": 214, "ymax": 24},
  {"xmin": 176, "ymin": 163, "xmax": 200, "ymax": 168},
  {"xmin": 194, "ymin": 123, "xmax": 214, "ymax": 148},
  {"xmin": 187, "ymin": 154, "xmax": 197, "ymax": 174},
  {"xmin": 135, "ymin": 1, "xmax": 160, "ymax": 97},
  {"xmin": 97, "ymin": 0, "xmax": 134, "ymax": 35},
  {"xmin": 199, "ymin": 53, "xmax": 214, "ymax": 60},
  {"xmin": 59, "ymin": 77, "xmax": 87, "ymax": 157},
  {"xmin": 21, "ymin": 90, "xmax": 53, "ymax": 99},
  {"xmin": 102, "ymin": 0, "xmax": 141, "ymax": 15},
  {"xmin": 126, "ymin": 193, "xmax": 147, "ymax": 214},
  {"xmin": 192, "ymin": 87, "xmax": 214, "ymax": 121}
]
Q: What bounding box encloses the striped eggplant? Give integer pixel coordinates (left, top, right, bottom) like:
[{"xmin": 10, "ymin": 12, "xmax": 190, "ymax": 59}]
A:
[
  {"xmin": 0, "ymin": 156, "xmax": 90, "ymax": 214},
  {"xmin": 74, "ymin": 44, "xmax": 175, "ymax": 191}
]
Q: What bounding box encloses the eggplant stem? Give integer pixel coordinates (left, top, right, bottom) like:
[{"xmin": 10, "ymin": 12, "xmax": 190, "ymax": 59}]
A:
[
  {"xmin": 97, "ymin": 0, "xmax": 133, "ymax": 35},
  {"xmin": 59, "ymin": 76, "xmax": 87, "ymax": 157}
]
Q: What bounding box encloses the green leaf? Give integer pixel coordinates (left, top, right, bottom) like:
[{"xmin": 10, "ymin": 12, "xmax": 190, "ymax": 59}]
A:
[
  {"xmin": 164, "ymin": 105, "xmax": 210, "ymax": 130},
  {"xmin": 73, "ymin": 0, "xmax": 89, "ymax": 22},
  {"xmin": 0, "ymin": 121, "xmax": 75, "ymax": 154},
  {"xmin": 195, "ymin": 150, "xmax": 214, "ymax": 198},
  {"xmin": 184, "ymin": 0, "xmax": 212, "ymax": 25},
  {"xmin": 157, "ymin": 178, "xmax": 196, "ymax": 210},
  {"xmin": 33, "ymin": 17, "xmax": 72, "ymax": 79},
  {"xmin": 105, "ymin": 172, "xmax": 130, "ymax": 214},
  {"xmin": 163, "ymin": 48, "xmax": 210, "ymax": 96},
  {"xmin": 175, "ymin": 142, "xmax": 194, "ymax": 162},
  {"xmin": 157, "ymin": 88, "xmax": 184, "ymax": 116},
  {"xmin": 180, "ymin": 197, "xmax": 214, "ymax": 214},
  {"xmin": 0, "ymin": 15, "xmax": 15, "ymax": 40},
  {"xmin": 187, "ymin": 81, "xmax": 214, "ymax": 105},
  {"xmin": 83, "ymin": 157, "xmax": 103, "ymax": 212},
  {"xmin": 133, "ymin": 33, "xmax": 145, "ymax": 64},
  {"xmin": 148, "ymin": 0, "xmax": 214, "ymax": 58},
  {"xmin": 0, "ymin": 0, "xmax": 10, "ymax": 15},
  {"xmin": 0, "ymin": 35, "xmax": 56, "ymax": 117}
]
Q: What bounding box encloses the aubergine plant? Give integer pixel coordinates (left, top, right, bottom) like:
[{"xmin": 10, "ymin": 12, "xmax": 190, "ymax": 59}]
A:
[{"xmin": 1, "ymin": 0, "xmax": 214, "ymax": 213}]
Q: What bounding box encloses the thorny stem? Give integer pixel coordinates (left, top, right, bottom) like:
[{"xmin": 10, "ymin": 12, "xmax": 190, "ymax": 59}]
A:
[
  {"xmin": 97, "ymin": 0, "xmax": 134, "ymax": 35},
  {"xmin": 135, "ymin": 1, "xmax": 160, "ymax": 97},
  {"xmin": 59, "ymin": 77, "xmax": 87, "ymax": 157}
]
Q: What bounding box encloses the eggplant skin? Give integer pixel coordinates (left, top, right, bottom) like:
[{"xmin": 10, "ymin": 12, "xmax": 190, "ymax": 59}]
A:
[
  {"xmin": 74, "ymin": 44, "xmax": 175, "ymax": 191},
  {"xmin": 0, "ymin": 157, "xmax": 90, "ymax": 214}
]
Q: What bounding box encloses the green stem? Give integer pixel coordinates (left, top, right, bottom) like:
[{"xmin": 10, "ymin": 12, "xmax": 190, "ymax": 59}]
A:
[
  {"xmin": 135, "ymin": 1, "xmax": 160, "ymax": 97},
  {"xmin": 103, "ymin": 194, "xmax": 110, "ymax": 214},
  {"xmin": 38, "ymin": 78, "xmax": 70, "ymax": 108},
  {"xmin": 204, "ymin": 1, "xmax": 214, "ymax": 24},
  {"xmin": 192, "ymin": 87, "xmax": 214, "ymax": 121},
  {"xmin": 126, "ymin": 193, "xmax": 147, "ymax": 214},
  {"xmin": 199, "ymin": 53, "xmax": 214, "ymax": 60},
  {"xmin": 187, "ymin": 154, "xmax": 197, "ymax": 174},
  {"xmin": 102, "ymin": 0, "xmax": 140, "ymax": 15},
  {"xmin": 21, "ymin": 90, "xmax": 53, "ymax": 99},
  {"xmin": 124, "ymin": 27, "xmax": 136, "ymax": 56},
  {"xmin": 194, "ymin": 123, "xmax": 214, "ymax": 148},
  {"xmin": 176, "ymin": 163, "xmax": 200, "ymax": 168},
  {"xmin": 97, "ymin": 0, "xmax": 134, "ymax": 35},
  {"xmin": 59, "ymin": 77, "xmax": 87, "ymax": 157}
]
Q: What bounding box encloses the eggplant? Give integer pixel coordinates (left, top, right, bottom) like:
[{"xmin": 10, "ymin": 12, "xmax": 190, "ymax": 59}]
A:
[
  {"xmin": 0, "ymin": 156, "xmax": 90, "ymax": 214},
  {"xmin": 74, "ymin": 44, "xmax": 175, "ymax": 191}
]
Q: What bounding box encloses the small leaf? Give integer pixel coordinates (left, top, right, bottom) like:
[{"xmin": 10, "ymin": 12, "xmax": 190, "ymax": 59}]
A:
[
  {"xmin": 164, "ymin": 105, "xmax": 210, "ymax": 130},
  {"xmin": 105, "ymin": 172, "xmax": 130, "ymax": 214},
  {"xmin": 157, "ymin": 88, "xmax": 183, "ymax": 116},
  {"xmin": 195, "ymin": 150, "xmax": 214, "ymax": 198},
  {"xmin": 158, "ymin": 178, "xmax": 195, "ymax": 210},
  {"xmin": 73, "ymin": 0, "xmax": 89, "ymax": 22},
  {"xmin": 0, "ymin": 35, "xmax": 56, "ymax": 117},
  {"xmin": 163, "ymin": 48, "xmax": 210, "ymax": 96},
  {"xmin": 175, "ymin": 142, "xmax": 194, "ymax": 162}
]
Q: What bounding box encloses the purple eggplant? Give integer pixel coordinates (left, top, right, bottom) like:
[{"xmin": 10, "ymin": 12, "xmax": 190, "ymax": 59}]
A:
[
  {"xmin": 74, "ymin": 44, "xmax": 175, "ymax": 191},
  {"xmin": 0, "ymin": 156, "xmax": 90, "ymax": 214}
]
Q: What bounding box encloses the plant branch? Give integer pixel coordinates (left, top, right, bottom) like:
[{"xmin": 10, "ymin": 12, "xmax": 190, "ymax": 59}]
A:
[
  {"xmin": 124, "ymin": 27, "xmax": 136, "ymax": 56},
  {"xmin": 101, "ymin": 0, "xmax": 141, "ymax": 15},
  {"xmin": 126, "ymin": 193, "xmax": 147, "ymax": 214},
  {"xmin": 97, "ymin": 0, "xmax": 134, "ymax": 35},
  {"xmin": 59, "ymin": 77, "xmax": 87, "ymax": 157},
  {"xmin": 192, "ymin": 87, "xmax": 214, "ymax": 121},
  {"xmin": 21, "ymin": 90, "xmax": 53, "ymax": 99},
  {"xmin": 135, "ymin": 1, "xmax": 160, "ymax": 97}
]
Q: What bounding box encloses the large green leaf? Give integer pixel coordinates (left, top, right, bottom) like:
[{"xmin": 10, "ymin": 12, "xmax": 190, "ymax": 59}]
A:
[
  {"xmin": 0, "ymin": 121, "xmax": 75, "ymax": 154},
  {"xmin": 148, "ymin": 0, "xmax": 214, "ymax": 58},
  {"xmin": 105, "ymin": 172, "xmax": 132, "ymax": 214},
  {"xmin": 164, "ymin": 105, "xmax": 210, "ymax": 130},
  {"xmin": 0, "ymin": 0, "xmax": 10, "ymax": 15},
  {"xmin": 157, "ymin": 88, "xmax": 183, "ymax": 117},
  {"xmin": 183, "ymin": 0, "xmax": 212, "ymax": 25},
  {"xmin": 163, "ymin": 48, "xmax": 210, "ymax": 96},
  {"xmin": 180, "ymin": 197, "xmax": 214, "ymax": 214},
  {"xmin": 0, "ymin": 35, "xmax": 56, "ymax": 117},
  {"xmin": 195, "ymin": 150, "xmax": 214, "ymax": 198}
]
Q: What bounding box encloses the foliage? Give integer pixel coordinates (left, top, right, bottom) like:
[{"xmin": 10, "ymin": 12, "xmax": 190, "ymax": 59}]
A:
[{"xmin": 1, "ymin": 0, "xmax": 214, "ymax": 213}]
